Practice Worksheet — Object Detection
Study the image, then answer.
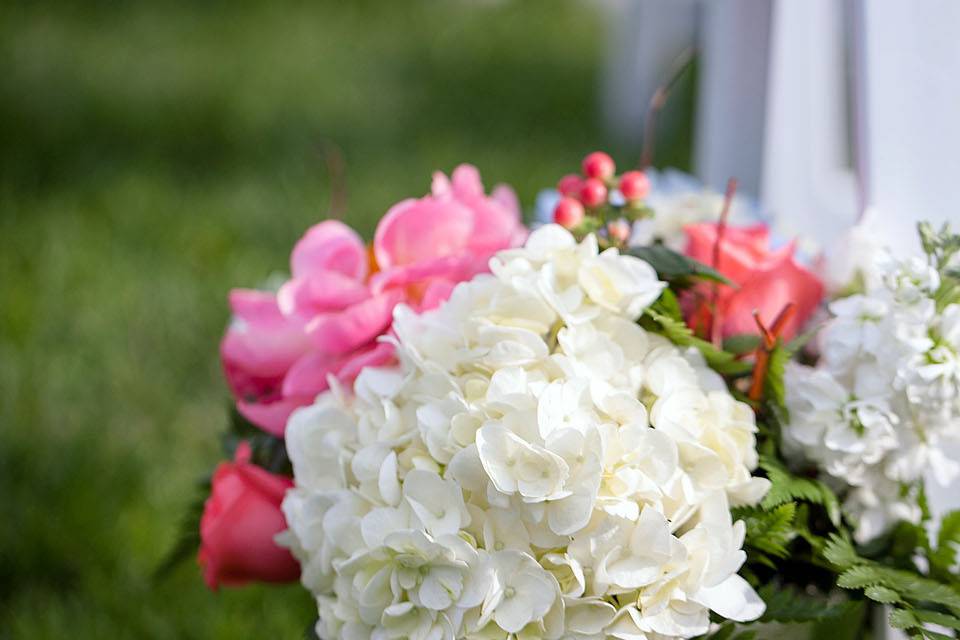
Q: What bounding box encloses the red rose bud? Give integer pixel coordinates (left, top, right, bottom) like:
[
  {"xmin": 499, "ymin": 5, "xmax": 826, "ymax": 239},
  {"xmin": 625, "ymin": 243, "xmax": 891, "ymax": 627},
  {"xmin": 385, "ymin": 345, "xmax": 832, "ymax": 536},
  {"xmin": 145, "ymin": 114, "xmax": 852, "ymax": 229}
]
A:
[
  {"xmin": 619, "ymin": 170, "xmax": 651, "ymax": 201},
  {"xmin": 553, "ymin": 197, "xmax": 586, "ymax": 229},
  {"xmin": 579, "ymin": 178, "xmax": 608, "ymax": 208},
  {"xmin": 582, "ymin": 151, "xmax": 616, "ymax": 180},
  {"xmin": 198, "ymin": 442, "xmax": 300, "ymax": 589},
  {"xmin": 557, "ymin": 174, "xmax": 583, "ymax": 197}
]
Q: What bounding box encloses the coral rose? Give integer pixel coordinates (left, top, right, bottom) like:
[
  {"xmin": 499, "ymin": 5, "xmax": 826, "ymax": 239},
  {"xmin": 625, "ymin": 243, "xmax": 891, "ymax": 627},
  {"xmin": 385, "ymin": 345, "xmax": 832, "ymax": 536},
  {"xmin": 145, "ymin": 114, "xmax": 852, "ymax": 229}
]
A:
[{"xmin": 683, "ymin": 222, "xmax": 824, "ymax": 340}]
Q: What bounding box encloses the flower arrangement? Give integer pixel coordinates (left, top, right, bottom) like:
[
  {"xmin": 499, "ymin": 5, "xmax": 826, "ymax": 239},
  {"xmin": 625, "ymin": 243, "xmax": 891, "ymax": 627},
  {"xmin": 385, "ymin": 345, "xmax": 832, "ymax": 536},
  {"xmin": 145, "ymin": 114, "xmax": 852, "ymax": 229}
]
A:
[{"xmin": 168, "ymin": 153, "xmax": 960, "ymax": 639}]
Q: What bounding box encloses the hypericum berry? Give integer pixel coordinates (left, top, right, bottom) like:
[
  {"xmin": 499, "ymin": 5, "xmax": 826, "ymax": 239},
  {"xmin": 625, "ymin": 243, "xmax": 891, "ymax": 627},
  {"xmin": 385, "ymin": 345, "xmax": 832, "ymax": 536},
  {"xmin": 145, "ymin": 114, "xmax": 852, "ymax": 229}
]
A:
[
  {"xmin": 579, "ymin": 178, "xmax": 608, "ymax": 208},
  {"xmin": 619, "ymin": 170, "xmax": 650, "ymax": 201},
  {"xmin": 608, "ymin": 219, "xmax": 631, "ymax": 244},
  {"xmin": 553, "ymin": 197, "xmax": 585, "ymax": 228},
  {"xmin": 582, "ymin": 151, "xmax": 615, "ymax": 180},
  {"xmin": 557, "ymin": 174, "xmax": 583, "ymax": 197}
]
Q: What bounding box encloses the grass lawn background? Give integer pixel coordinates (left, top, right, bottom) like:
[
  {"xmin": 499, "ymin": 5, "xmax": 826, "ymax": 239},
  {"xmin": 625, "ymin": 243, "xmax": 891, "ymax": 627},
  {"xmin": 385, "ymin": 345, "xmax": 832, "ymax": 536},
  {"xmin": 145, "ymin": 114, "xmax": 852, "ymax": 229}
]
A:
[{"xmin": 0, "ymin": 1, "xmax": 692, "ymax": 637}]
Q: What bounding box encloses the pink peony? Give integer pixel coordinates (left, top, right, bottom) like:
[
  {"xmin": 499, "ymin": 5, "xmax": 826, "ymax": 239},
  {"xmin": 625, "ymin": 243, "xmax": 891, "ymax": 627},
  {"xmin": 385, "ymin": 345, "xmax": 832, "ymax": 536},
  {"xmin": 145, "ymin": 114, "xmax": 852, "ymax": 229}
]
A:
[
  {"xmin": 198, "ymin": 442, "xmax": 300, "ymax": 589},
  {"xmin": 683, "ymin": 222, "xmax": 824, "ymax": 341},
  {"xmin": 221, "ymin": 164, "xmax": 525, "ymax": 436}
]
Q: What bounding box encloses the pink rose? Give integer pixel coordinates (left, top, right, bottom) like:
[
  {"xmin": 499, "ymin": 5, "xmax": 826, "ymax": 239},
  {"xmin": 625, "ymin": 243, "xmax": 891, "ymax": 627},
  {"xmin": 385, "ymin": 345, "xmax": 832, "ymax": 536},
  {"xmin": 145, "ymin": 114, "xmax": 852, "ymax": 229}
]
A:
[
  {"xmin": 198, "ymin": 443, "xmax": 299, "ymax": 589},
  {"xmin": 370, "ymin": 164, "xmax": 526, "ymax": 308},
  {"xmin": 683, "ymin": 223, "xmax": 824, "ymax": 340},
  {"xmin": 221, "ymin": 164, "xmax": 525, "ymax": 436}
]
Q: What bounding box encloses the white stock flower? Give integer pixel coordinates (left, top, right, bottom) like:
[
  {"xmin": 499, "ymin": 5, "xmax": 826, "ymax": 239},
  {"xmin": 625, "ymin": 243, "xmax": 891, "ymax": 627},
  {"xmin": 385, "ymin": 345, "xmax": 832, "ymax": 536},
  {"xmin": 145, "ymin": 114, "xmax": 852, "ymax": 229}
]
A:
[
  {"xmin": 785, "ymin": 251, "xmax": 960, "ymax": 543},
  {"xmin": 282, "ymin": 225, "xmax": 766, "ymax": 639}
]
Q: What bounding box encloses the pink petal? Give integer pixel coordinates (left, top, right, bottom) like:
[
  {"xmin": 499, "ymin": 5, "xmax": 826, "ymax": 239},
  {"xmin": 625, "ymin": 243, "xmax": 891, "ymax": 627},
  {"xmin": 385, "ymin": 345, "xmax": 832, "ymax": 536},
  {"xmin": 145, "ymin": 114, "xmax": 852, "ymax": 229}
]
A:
[
  {"xmin": 683, "ymin": 223, "xmax": 789, "ymax": 285},
  {"xmin": 431, "ymin": 171, "xmax": 452, "ymax": 198},
  {"xmin": 373, "ymin": 197, "xmax": 474, "ymax": 269},
  {"xmin": 228, "ymin": 289, "xmax": 287, "ymax": 324},
  {"xmin": 335, "ymin": 341, "xmax": 396, "ymax": 382},
  {"xmin": 464, "ymin": 195, "xmax": 525, "ymax": 255},
  {"xmin": 221, "ymin": 292, "xmax": 310, "ymax": 391},
  {"xmin": 277, "ymin": 272, "xmax": 370, "ymax": 318},
  {"xmin": 236, "ymin": 396, "xmax": 310, "ymax": 438},
  {"xmin": 450, "ymin": 164, "xmax": 485, "ymax": 199},
  {"xmin": 369, "ymin": 254, "xmax": 488, "ymax": 295},
  {"xmin": 418, "ymin": 279, "xmax": 457, "ymax": 311},
  {"xmin": 491, "ymin": 184, "xmax": 522, "ymax": 222},
  {"xmin": 281, "ymin": 351, "xmax": 342, "ymax": 398},
  {"xmin": 722, "ymin": 259, "xmax": 825, "ymax": 340},
  {"xmin": 290, "ymin": 220, "xmax": 367, "ymax": 281},
  {"xmin": 305, "ymin": 290, "xmax": 403, "ymax": 356}
]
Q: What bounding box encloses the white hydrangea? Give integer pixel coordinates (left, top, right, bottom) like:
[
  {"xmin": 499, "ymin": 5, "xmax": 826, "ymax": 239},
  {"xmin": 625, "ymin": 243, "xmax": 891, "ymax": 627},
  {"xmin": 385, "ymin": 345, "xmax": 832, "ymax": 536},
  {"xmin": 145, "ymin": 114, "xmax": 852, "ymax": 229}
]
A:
[
  {"xmin": 784, "ymin": 251, "xmax": 960, "ymax": 543},
  {"xmin": 281, "ymin": 225, "xmax": 768, "ymax": 640}
]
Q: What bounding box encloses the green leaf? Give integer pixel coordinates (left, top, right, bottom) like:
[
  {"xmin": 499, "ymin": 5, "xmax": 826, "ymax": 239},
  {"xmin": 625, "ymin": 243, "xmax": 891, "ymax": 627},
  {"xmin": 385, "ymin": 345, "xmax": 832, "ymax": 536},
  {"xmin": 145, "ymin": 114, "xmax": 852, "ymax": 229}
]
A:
[
  {"xmin": 700, "ymin": 623, "xmax": 736, "ymax": 640},
  {"xmin": 152, "ymin": 474, "xmax": 211, "ymax": 581},
  {"xmin": 834, "ymin": 556, "xmax": 960, "ymax": 613},
  {"xmin": 763, "ymin": 341, "xmax": 791, "ymax": 413},
  {"xmin": 890, "ymin": 607, "xmax": 920, "ymax": 629},
  {"xmin": 723, "ymin": 334, "xmax": 761, "ymax": 355},
  {"xmin": 824, "ymin": 534, "xmax": 864, "ymax": 570},
  {"xmin": 759, "ymin": 456, "xmax": 841, "ymax": 527},
  {"xmin": 641, "ymin": 290, "xmax": 753, "ymax": 377},
  {"xmin": 915, "ymin": 609, "xmax": 960, "ymax": 631},
  {"xmin": 838, "ymin": 565, "xmax": 887, "ymax": 589},
  {"xmin": 627, "ymin": 244, "xmax": 734, "ymax": 287},
  {"xmin": 784, "ymin": 323, "xmax": 822, "ymax": 355},
  {"xmin": 865, "ymin": 585, "xmax": 902, "ymax": 604},
  {"xmin": 735, "ymin": 502, "xmax": 797, "ymax": 559},
  {"xmin": 931, "ymin": 510, "xmax": 960, "ymax": 578},
  {"xmin": 225, "ymin": 404, "xmax": 292, "ymax": 475},
  {"xmin": 758, "ymin": 584, "xmax": 858, "ymax": 624}
]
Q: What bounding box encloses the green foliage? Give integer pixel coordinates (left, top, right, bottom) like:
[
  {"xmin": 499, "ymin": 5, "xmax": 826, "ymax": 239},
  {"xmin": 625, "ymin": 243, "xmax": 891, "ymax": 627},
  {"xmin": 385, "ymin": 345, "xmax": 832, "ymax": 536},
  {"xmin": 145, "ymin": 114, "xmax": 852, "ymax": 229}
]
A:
[
  {"xmin": 757, "ymin": 583, "xmax": 859, "ymax": 624},
  {"xmin": 627, "ymin": 244, "xmax": 734, "ymax": 288},
  {"xmin": 735, "ymin": 503, "xmax": 797, "ymax": 564},
  {"xmin": 723, "ymin": 334, "xmax": 761, "ymax": 355},
  {"xmin": 759, "ymin": 456, "xmax": 841, "ymax": 527},
  {"xmin": 153, "ymin": 475, "xmax": 211, "ymax": 581},
  {"xmin": 698, "ymin": 623, "xmax": 758, "ymax": 640},
  {"xmin": 763, "ymin": 342, "xmax": 791, "ymax": 413},
  {"xmin": 224, "ymin": 406, "xmax": 291, "ymax": 476},
  {"xmin": 918, "ymin": 222, "xmax": 960, "ymax": 271},
  {"xmin": 932, "ymin": 511, "xmax": 960, "ymax": 582},
  {"xmin": 759, "ymin": 324, "xmax": 820, "ymax": 424},
  {"xmin": 918, "ymin": 222, "xmax": 960, "ymax": 310},
  {"xmin": 825, "ymin": 533, "xmax": 960, "ymax": 638},
  {"xmin": 641, "ymin": 289, "xmax": 753, "ymax": 376}
]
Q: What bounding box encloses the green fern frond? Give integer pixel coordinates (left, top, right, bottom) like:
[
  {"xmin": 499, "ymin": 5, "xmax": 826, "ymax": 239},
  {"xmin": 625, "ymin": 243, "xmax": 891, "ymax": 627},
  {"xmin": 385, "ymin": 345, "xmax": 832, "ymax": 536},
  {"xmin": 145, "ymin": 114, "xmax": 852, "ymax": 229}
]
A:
[
  {"xmin": 759, "ymin": 456, "xmax": 841, "ymax": 526},
  {"xmin": 736, "ymin": 502, "xmax": 797, "ymax": 559},
  {"xmin": 931, "ymin": 510, "xmax": 960, "ymax": 579},
  {"xmin": 640, "ymin": 291, "xmax": 753, "ymax": 377}
]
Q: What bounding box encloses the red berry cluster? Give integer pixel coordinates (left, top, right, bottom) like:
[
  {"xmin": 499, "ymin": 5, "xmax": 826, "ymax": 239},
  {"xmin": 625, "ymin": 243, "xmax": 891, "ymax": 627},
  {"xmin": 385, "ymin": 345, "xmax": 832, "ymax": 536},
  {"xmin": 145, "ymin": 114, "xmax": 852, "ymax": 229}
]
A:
[{"xmin": 553, "ymin": 152, "xmax": 651, "ymax": 236}]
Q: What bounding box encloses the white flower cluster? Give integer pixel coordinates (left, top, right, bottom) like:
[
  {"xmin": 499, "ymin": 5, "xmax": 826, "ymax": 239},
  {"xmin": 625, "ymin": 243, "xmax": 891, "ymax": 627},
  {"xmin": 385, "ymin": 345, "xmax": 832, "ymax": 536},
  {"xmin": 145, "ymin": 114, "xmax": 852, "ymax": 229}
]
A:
[
  {"xmin": 281, "ymin": 226, "xmax": 768, "ymax": 640},
  {"xmin": 785, "ymin": 252, "xmax": 960, "ymax": 542}
]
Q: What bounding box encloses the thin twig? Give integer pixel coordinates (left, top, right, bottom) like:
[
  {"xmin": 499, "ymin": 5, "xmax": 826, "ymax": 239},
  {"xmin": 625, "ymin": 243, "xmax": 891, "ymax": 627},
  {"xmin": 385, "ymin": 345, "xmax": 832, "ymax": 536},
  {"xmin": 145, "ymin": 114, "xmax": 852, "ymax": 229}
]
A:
[
  {"xmin": 640, "ymin": 46, "xmax": 697, "ymax": 169},
  {"xmin": 315, "ymin": 138, "xmax": 348, "ymax": 219},
  {"xmin": 709, "ymin": 178, "xmax": 738, "ymax": 346},
  {"xmin": 748, "ymin": 303, "xmax": 797, "ymax": 402}
]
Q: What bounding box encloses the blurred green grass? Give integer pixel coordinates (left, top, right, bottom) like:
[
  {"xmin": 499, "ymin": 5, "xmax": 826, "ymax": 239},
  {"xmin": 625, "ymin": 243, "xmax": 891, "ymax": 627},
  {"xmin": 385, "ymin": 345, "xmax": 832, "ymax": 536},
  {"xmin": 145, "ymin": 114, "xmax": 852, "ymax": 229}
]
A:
[{"xmin": 0, "ymin": 1, "xmax": 691, "ymax": 637}]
